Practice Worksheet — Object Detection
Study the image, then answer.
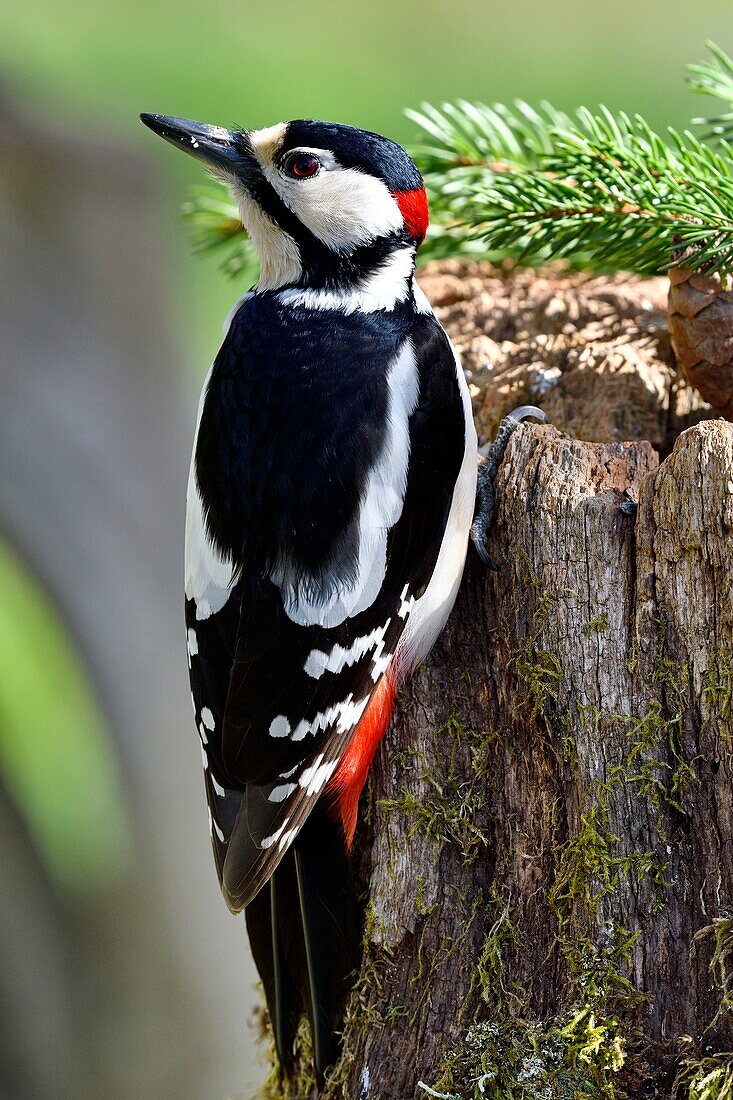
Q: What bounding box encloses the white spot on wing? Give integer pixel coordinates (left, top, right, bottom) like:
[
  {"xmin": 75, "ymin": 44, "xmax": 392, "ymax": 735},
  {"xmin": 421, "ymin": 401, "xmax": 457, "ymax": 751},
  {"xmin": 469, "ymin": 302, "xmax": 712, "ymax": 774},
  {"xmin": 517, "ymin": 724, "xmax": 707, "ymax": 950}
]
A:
[
  {"xmin": 304, "ymin": 620, "xmax": 391, "ymax": 679},
  {"xmin": 299, "ymin": 755, "xmax": 338, "ymax": 796},
  {"xmin": 211, "ymin": 774, "xmax": 226, "ymax": 798},
  {"xmin": 208, "ymin": 808, "xmax": 225, "ymax": 843},
  {"xmin": 198, "ymin": 721, "xmax": 209, "ymax": 745},
  {"xmin": 398, "ymin": 583, "xmax": 415, "ymax": 619},
  {"xmin": 269, "ymin": 715, "xmax": 291, "ymax": 738},
  {"xmin": 201, "ymin": 707, "xmax": 215, "ymax": 731},
  {"xmin": 290, "ymin": 692, "xmax": 370, "ymax": 742},
  {"xmin": 261, "ymin": 820, "xmax": 288, "ymax": 849},
  {"xmin": 268, "ymin": 782, "xmax": 297, "ymax": 802},
  {"xmin": 187, "ymin": 627, "xmax": 198, "ymax": 656},
  {"xmin": 277, "ymin": 826, "xmax": 299, "ymax": 852}
]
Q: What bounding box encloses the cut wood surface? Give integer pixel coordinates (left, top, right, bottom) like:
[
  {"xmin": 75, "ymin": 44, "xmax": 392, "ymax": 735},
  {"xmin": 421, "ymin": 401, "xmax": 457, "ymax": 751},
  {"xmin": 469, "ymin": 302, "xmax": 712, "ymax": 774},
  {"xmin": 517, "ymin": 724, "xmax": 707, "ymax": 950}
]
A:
[{"xmin": 267, "ymin": 266, "xmax": 733, "ymax": 1100}]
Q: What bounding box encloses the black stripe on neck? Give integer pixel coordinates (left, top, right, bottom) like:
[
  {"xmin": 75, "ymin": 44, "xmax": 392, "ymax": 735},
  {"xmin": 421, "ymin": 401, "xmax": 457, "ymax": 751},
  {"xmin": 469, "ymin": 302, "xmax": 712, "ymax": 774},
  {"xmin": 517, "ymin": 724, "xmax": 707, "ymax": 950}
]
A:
[{"xmin": 231, "ymin": 133, "xmax": 415, "ymax": 291}]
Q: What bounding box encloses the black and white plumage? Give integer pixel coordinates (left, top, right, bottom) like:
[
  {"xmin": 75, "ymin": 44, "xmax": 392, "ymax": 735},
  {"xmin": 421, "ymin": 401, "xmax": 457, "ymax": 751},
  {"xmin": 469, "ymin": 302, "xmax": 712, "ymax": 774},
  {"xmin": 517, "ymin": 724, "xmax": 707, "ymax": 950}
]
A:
[{"xmin": 141, "ymin": 113, "xmax": 478, "ymax": 1080}]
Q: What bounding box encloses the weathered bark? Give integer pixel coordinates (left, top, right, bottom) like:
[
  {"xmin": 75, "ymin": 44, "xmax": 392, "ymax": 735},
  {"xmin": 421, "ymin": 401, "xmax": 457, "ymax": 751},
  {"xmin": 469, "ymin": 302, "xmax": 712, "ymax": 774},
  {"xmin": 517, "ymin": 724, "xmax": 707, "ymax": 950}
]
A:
[{"xmin": 269, "ymin": 268, "xmax": 733, "ymax": 1100}]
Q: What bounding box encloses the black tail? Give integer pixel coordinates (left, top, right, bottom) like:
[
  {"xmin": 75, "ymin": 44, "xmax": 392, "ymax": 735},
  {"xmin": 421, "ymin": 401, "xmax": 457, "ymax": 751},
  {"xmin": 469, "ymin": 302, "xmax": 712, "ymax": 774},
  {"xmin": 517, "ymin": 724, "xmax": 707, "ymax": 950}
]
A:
[{"xmin": 245, "ymin": 807, "xmax": 361, "ymax": 1084}]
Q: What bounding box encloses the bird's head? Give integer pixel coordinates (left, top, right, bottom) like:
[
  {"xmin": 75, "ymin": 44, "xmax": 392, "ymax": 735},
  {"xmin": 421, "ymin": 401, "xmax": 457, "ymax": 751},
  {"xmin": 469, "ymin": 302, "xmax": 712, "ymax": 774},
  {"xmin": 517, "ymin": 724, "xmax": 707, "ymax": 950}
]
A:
[{"xmin": 140, "ymin": 114, "xmax": 428, "ymax": 298}]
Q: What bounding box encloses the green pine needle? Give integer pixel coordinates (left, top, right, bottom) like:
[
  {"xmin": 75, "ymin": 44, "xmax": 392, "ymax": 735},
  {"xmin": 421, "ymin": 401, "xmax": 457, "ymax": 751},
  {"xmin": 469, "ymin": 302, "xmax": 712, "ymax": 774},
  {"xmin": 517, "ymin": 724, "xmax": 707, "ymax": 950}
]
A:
[
  {"xmin": 410, "ymin": 94, "xmax": 733, "ymax": 275},
  {"xmin": 687, "ymin": 41, "xmax": 733, "ymax": 143},
  {"xmin": 181, "ymin": 186, "xmax": 256, "ymax": 280}
]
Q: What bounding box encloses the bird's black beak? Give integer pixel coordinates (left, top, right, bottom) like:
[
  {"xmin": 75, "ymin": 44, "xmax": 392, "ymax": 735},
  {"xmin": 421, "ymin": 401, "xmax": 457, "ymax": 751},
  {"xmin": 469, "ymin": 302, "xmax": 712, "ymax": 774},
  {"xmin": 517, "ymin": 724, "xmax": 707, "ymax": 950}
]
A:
[{"xmin": 140, "ymin": 113, "xmax": 243, "ymax": 174}]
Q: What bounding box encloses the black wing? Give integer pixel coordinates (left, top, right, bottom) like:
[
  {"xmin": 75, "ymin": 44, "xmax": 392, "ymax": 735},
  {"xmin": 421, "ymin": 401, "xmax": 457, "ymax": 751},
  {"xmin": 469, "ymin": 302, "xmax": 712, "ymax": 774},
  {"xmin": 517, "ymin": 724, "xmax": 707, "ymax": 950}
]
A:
[{"xmin": 186, "ymin": 297, "xmax": 469, "ymax": 911}]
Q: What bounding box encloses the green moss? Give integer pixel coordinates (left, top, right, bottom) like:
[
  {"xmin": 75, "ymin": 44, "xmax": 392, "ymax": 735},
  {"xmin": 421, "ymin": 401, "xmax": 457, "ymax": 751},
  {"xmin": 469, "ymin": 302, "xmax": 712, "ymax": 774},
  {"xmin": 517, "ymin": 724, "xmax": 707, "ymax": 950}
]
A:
[
  {"xmin": 583, "ymin": 613, "xmax": 609, "ymax": 640},
  {"xmin": 320, "ymin": 937, "xmax": 406, "ymax": 1099},
  {"xmin": 467, "ymin": 893, "xmax": 523, "ymax": 1014},
  {"xmin": 511, "ymin": 636, "xmax": 564, "ymax": 719},
  {"xmin": 422, "ymin": 1006, "xmax": 626, "ymax": 1100},
  {"xmin": 672, "ymin": 1054, "xmax": 733, "ymax": 1100},
  {"xmin": 695, "ymin": 915, "xmax": 733, "ymax": 1030},
  {"xmin": 258, "ymin": 1016, "xmax": 317, "ymax": 1100},
  {"xmin": 380, "ymin": 713, "xmax": 491, "ymax": 861},
  {"xmin": 597, "ymin": 697, "xmax": 693, "ymax": 822},
  {"xmin": 703, "ymin": 647, "xmax": 733, "ymax": 727}
]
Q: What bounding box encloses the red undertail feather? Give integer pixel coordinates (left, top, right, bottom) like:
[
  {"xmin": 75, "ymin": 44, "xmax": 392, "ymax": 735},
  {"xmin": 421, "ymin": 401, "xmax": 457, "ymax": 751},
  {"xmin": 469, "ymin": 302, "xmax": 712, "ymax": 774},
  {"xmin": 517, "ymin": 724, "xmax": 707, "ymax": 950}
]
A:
[
  {"xmin": 393, "ymin": 187, "xmax": 429, "ymax": 245},
  {"xmin": 327, "ymin": 672, "xmax": 397, "ymax": 848}
]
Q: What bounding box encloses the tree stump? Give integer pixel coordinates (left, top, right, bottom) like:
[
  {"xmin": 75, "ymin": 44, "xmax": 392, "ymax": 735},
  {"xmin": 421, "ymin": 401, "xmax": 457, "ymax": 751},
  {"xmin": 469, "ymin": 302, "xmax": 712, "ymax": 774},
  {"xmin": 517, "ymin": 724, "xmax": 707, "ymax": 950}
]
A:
[{"xmin": 266, "ymin": 267, "xmax": 733, "ymax": 1100}]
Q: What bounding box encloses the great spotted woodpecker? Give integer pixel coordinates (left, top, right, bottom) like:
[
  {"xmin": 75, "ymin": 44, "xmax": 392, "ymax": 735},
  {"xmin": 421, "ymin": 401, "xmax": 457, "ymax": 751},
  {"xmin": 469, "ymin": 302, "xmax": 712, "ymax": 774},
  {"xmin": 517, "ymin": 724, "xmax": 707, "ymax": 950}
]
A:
[{"xmin": 141, "ymin": 113, "xmax": 543, "ymax": 1083}]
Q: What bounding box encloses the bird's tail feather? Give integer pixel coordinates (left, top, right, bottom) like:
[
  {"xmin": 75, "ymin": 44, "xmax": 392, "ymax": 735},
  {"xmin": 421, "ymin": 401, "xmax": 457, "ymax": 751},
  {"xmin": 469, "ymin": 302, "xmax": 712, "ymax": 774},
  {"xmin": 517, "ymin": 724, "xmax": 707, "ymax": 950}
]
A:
[{"xmin": 246, "ymin": 806, "xmax": 361, "ymax": 1085}]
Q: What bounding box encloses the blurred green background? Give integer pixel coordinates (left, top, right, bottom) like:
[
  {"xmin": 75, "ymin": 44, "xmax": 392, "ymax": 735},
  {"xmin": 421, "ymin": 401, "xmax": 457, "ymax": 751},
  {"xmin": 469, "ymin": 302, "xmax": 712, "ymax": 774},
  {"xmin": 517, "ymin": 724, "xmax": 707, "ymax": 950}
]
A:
[{"xmin": 0, "ymin": 2, "xmax": 730, "ymax": 1097}]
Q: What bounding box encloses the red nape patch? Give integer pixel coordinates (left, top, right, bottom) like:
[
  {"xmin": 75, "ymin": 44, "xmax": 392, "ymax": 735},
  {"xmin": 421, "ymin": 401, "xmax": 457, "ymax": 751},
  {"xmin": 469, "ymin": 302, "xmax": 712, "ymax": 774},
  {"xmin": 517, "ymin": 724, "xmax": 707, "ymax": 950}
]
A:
[
  {"xmin": 393, "ymin": 187, "xmax": 429, "ymax": 244},
  {"xmin": 326, "ymin": 673, "xmax": 397, "ymax": 848}
]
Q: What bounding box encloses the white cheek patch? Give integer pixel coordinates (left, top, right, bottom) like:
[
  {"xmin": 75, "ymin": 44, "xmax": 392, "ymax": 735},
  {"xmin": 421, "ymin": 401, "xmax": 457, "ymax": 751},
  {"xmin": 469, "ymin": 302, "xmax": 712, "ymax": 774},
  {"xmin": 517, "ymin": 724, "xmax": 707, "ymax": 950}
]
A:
[{"xmin": 260, "ymin": 154, "xmax": 403, "ymax": 253}]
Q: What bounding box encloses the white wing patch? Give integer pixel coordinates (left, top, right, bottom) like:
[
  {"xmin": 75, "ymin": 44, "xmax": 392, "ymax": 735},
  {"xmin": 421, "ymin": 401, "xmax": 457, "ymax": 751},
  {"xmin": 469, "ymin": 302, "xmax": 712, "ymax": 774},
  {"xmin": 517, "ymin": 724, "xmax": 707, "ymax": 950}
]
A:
[
  {"xmin": 299, "ymin": 755, "xmax": 338, "ymax": 795},
  {"xmin": 398, "ymin": 583, "xmax": 416, "ymax": 619},
  {"xmin": 303, "ymin": 619, "xmax": 390, "ymax": 679},
  {"xmin": 268, "ymin": 715, "xmax": 292, "ymax": 738},
  {"xmin": 289, "ymin": 693, "xmax": 370, "ymax": 743},
  {"xmin": 268, "ymin": 782, "xmax": 297, "ymax": 802},
  {"xmin": 275, "ymin": 339, "xmax": 420, "ymax": 628}
]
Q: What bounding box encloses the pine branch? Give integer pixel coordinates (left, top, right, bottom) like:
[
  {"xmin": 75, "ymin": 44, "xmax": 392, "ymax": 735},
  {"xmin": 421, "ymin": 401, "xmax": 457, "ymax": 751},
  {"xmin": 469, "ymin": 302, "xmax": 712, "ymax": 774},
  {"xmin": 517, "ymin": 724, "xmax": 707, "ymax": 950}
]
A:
[
  {"xmin": 181, "ymin": 186, "xmax": 256, "ymax": 280},
  {"xmin": 410, "ymin": 98, "xmax": 733, "ymax": 276},
  {"xmin": 687, "ymin": 41, "xmax": 733, "ymax": 143}
]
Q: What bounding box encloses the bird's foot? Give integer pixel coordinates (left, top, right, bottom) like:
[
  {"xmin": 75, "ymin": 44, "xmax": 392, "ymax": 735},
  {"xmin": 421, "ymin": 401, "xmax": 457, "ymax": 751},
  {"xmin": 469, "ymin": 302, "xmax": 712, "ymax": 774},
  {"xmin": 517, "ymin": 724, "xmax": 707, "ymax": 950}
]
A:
[{"xmin": 471, "ymin": 404, "xmax": 548, "ymax": 569}]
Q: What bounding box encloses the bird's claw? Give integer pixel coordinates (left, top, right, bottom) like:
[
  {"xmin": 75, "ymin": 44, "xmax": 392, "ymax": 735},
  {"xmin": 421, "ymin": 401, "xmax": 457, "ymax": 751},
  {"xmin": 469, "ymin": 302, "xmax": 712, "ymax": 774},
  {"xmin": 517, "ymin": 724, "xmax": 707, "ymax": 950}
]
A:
[{"xmin": 471, "ymin": 404, "xmax": 548, "ymax": 568}]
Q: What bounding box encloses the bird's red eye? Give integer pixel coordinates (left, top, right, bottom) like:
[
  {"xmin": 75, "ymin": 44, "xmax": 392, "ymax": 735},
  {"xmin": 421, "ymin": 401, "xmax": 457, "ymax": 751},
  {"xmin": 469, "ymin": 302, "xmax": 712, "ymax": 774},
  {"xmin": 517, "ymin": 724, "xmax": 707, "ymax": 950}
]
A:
[{"xmin": 284, "ymin": 152, "xmax": 321, "ymax": 179}]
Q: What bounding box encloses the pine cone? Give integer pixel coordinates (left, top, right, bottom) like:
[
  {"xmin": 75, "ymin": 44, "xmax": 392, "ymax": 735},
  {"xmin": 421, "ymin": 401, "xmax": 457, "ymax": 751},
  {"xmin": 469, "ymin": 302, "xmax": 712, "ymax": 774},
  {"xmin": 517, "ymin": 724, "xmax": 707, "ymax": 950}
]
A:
[{"xmin": 668, "ymin": 266, "xmax": 733, "ymax": 419}]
